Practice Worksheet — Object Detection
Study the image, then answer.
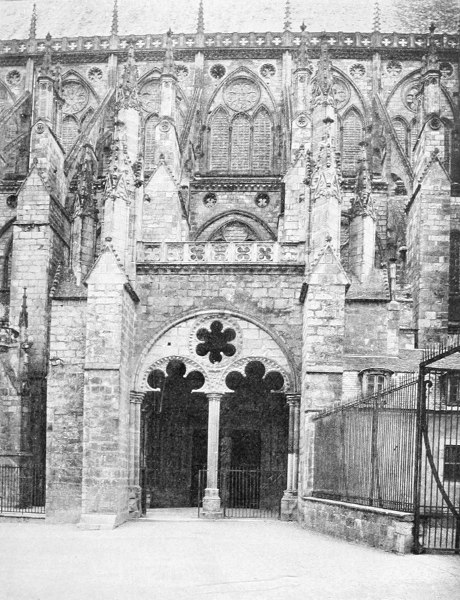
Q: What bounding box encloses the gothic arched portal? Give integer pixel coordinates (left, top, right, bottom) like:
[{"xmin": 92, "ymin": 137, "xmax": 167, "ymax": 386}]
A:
[{"xmin": 134, "ymin": 312, "xmax": 298, "ymax": 513}]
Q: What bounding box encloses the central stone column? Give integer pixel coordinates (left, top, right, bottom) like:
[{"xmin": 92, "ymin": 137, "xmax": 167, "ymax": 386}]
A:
[
  {"xmin": 281, "ymin": 393, "xmax": 301, "ymax": 520},
  {"xmin": 202, "ymin": 392, "xmax": 223, "ymax": 519}
]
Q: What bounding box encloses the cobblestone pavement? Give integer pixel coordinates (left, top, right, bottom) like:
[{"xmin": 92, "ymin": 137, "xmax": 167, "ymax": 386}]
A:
[{"xmin": 1, "ymin": 513, "xmax": 459, "ymax": 600}]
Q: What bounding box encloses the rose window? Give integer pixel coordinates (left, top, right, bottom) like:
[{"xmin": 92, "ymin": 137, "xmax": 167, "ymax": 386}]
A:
[
  {"xmin": 224, "ymin": 79, "xmax": 260, "ymax": 112},
  {"xmin": 260, "ymin": 64, "xmax": 276, "ymax": 78},
  {"xmin": 386, "ymin": 60, "xmax": 402, "ymax": 76},
  {"xmin": 196, "ymin": 320, "xmax": 236, "ymax": 364},
  {"xmin": 62, "ymin": 82, "xmax": 89, "ymax": 114},
  {"xmin": 440, "ymin": 62, "xmax": 453, "ymax": 79},
  {"xmin": 404, "ymin": 85, "xmax": 419, "ymax": 111},
  {"xmin": 210, "ymin": 64, "xmax": 226, "ymax": 79},
  {"xmin": 349, "ymin": 64, "xmax": 365, "ymax": 79},
  {"xmin": 331, "ymin": 79, "xmax": 350, "ymax": 109},
  {"xmin": 139, "ymin": 81, "xmax": 161, "ymax": 113}
]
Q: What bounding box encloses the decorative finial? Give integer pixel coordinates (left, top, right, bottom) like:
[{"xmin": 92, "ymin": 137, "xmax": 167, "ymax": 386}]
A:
[
  {"xmin": 352, "ymin": 142, "xmax": 374, "ymax": 218},
  {"xmin": 372, "ymin": 1, "xmax": 381, "ymax": 33},
  {"xmin": 297, "ymin": 22, "xmax": 311, "ymax": 72},
  {"xmin": 39, "ymin": 33, "xmax": 53, "ymax": 77},
  {"xmin": 163, "ymin": 30, "xmax": 175, "ymax": 75},
  {"xmin": 29, "ymin": 3, "xmax": 37, "ymax": 40},
  {"xmin": 111, "ymin": 0, "xmax": 119, "ymax": 37},
  {"xmin": 117, "ymin": 43, "xmax": 140, "ymax": 109},
  {"xmin": 284, "ymin": 0, "xmax": 292, "ymax": 32},
  {"xmin": 19, "ymin": 288, "xmax": 28, "ymax": 330},
  {"xmin": 429, "ymin": 22, "xmax": 436, "ymax": 36},
  {"xmin": 197, "ymin": 0, "xmax": 204, "ymax": 35}
]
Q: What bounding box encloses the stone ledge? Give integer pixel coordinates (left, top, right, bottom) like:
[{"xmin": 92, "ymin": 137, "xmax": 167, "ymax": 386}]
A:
[
  {"xmin": 299, "ymin": 496, "xmax": 414, "ymax": 554},
  {"xmin": 302, "ymin": 496, "xmax": 413, "ymax": 521}
]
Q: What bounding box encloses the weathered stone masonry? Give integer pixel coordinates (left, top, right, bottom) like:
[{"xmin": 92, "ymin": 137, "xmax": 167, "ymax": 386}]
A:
[{"xmin": 0, "ymin": 1, "xmax": 458, "ymax": 534}]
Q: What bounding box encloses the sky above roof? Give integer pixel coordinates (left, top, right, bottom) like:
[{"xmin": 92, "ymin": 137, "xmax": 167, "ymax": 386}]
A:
[{"xmin": 0, "ymin": 0, "xmax": 452, "ymax": 39}]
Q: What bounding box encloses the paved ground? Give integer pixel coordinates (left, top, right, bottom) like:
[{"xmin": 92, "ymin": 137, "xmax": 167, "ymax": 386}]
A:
[{"xmin": 1, "ymin": 510, "xmax": 459, "ymax": 600}]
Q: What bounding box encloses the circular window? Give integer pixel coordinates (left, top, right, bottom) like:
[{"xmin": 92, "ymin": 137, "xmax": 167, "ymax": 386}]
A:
[
  {"xmin": 224, "ymin": 78, "xmax": 260, "ymax": 112},
  {"xmin": 6, "ymin": 195, "xmax": 17, "ymax": 209},
  {"xmin": 260, "ymin": 63, "xmax": 276, "ymax": 78},
  {"xmin": 255, "ymin": 193, "xmax": 270, "ymax": 208},
  {"xmin": 62, "ymin": 82, "xmax": 89, "ymax": 114},
  {"xmin": 87, "ymin": 67, "xmax": 103, "ymax": 82},
  {"xmin": 331, "ymin": 78, "xmax": 350, "ymax": 109},
  {"xmin": 386, "ymin": 60, "xmax": 402, "ymax": 76},
  {"xmin": 175, "ymin": 64, "xmax": 189, "ymax": 80},
  {"xmin": 403, "ymin": 84, "xmax": 419, "ymax": 111},
  {"xmin": 440, "ymin": 62, "xmax": 453, "ymax": 79},
  {"xmin": 6, "ymin": 70, "xmax": 21, "ymax": 87},
  {"xmin": 429, "ymin": 117, "xmax": 442, "ymax": 130},
  {"xmin": 349, "ymin": 63, "xmax": 366, "ymax": 79},
  {"xmin": 203, "ymin": 192, "xmax": 217, "ymax": 207},
  {"xmin": 296, "ymin": 113, "xmax": 308, "ymax": 128},
  {"xmin": 210, "ymin": 64, "xmax": 226, "ymax": 79}
]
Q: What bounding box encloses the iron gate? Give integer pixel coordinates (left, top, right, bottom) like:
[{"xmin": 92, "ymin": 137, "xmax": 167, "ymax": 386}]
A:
[
  {"xmin": 197, "ymin": 468, "xmax": 285, "ymax": 518},
  {"xmin": 414, "ymin": 342, "xmax": 460, "ymax": 553}
]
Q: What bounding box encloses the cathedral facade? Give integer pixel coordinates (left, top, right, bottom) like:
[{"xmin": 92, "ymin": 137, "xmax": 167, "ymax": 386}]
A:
[{"xmin": 0, "ymin": 2, "xmax": 459, "ymax": 527}]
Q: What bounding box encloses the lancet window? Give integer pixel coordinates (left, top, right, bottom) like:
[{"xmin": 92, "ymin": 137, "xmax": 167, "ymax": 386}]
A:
[
  {"xmin": 208, "ymin": 106, "xmax": 273, "ymax": 175},
  {"xmin": 144, "ymin": 115, "xmax": 158, "ymax": 172},
  {"xmin": 341, "ymin": 109, "xmax": 364, "ymax": 176},
  {"xmin": 61, "ymin": 115, "xmax": 79, "ymax": 154},
  {"xmin": 392, "ymin": 118, "xmax": 409, "ymax": 156}
]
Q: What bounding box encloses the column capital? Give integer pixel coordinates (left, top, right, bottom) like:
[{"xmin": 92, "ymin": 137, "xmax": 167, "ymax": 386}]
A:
[
  {"xmin": 130, "ymin": 391, "xmax": 144, "ymax": 404},
  {"xmin": 286, "ymin": 393, "xmax": 301, "ymax": 406},
  {"xmin": 206, "ymin": 392, "xmax": 224, "ymax": 402}
]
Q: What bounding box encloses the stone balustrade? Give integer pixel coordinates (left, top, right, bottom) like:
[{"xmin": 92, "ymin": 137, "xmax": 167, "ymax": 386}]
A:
[
  {"xmin": 1, "ymin": 31, "xmax": 458, "ymax": 55},
  {"xmin": 137, "ymin": 241, "xmax": 304, "ymax": 264}
]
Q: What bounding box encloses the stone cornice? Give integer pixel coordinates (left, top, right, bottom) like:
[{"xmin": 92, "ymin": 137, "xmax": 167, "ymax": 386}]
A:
[
  {"xmin": 136, "ymin": 263, "xmax": 305, "ymax": 276},
  {"xmin": 190, "ymin": 176, "xmax": 282, "ymax": 192},
  {"xmin": 1, "ymin": 31, "xmax": 458, "ymax": 56}
]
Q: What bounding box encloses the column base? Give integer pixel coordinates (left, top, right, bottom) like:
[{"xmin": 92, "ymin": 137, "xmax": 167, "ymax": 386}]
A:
[
  {"xmin": 280, "ymin": 491, "xmax": 298, "ymax": 521},
  {"xmin": 78, "ymin": 513, "xmax": 124, "ymax": 530},
  {"xmin": 201, "ymin": 488, "xmax": 223, "ymax": 519}
]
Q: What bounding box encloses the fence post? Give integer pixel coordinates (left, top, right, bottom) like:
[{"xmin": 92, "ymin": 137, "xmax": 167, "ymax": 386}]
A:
[{"xmin": 413, "ymin": 365, "xmax": 425, "ymax": 554}]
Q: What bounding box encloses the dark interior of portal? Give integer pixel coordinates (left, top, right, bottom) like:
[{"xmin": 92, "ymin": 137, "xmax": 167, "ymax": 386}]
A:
[{"xmin": 141, "ymin": 360, "xmax": 288, "ymax": 509}]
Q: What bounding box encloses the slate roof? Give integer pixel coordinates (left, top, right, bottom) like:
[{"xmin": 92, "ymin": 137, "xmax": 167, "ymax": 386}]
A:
[{"xmin": 0, "ymin": 0, "xmax": 444, "ymax": 40}]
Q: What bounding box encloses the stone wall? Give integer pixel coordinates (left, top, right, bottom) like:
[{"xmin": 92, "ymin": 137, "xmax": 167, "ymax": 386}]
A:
[
  {"xmin": 46, "ymin": 298, "xmax": 87, "ymax": 523},
  {"xmin": 299, "ymin": 496, "xmax": 414, "ymax": 554},
  {"xmin": 135, "ymin": 267, "xmax": 304, "ymax": 371}
]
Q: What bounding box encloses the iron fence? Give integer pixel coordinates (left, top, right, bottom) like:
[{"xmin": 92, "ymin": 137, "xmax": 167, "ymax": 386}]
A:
[
  {"xmin": 197, "ymin": 468, "xmax": 285, "ymax": 518},
  {"xmin": 0, "ymin": 465, "xmax": 45, "ymax": 514},
  {"xmin": 312, "ymin": 378, "xmax": 418, "ymax": 512},
  {"xmin": 414, "ymin": 343, "xmax": 460, "ymax": 554}
]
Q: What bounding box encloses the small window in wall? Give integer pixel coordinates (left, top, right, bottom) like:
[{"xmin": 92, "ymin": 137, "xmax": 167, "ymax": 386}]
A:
[
  {"xmin": 440, "ymin": 372, "xmax": 460, "ymax": 406},
  {"xmin": 444, "ymin": 445, "xmax": 460, "ymax": 482},
  {"xmin": 359, "ymin": 369, "xmax": 392, "ymax": 397}
]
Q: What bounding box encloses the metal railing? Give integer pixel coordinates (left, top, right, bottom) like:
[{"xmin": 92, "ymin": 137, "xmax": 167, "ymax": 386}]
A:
[
  {"xmin": 0, "ymin": 465, "xmax": 45, "ymax": 514},
  {"xmin": 312, "ymin": 378, "xmax": 418, "ymax": 512},
  {"xmin": 197, "ymin": 468, "xmax": 285, "ymax": 518}
]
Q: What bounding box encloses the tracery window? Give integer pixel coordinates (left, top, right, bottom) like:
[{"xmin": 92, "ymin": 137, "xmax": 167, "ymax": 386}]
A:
[
  {"xmin": 341, "ymin": 109, "xmax": 364, "ymax": 176},
  {"xmin": 208, "ymin": 104, "xmax": 273, "ymax": 175},
  {"xmin": 144, "ymin": 115, "xmax": 158, "ymax": 172},
  {"xmin": 61, "ymin": 115, "xmax": 79, "ymax": 154}
]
